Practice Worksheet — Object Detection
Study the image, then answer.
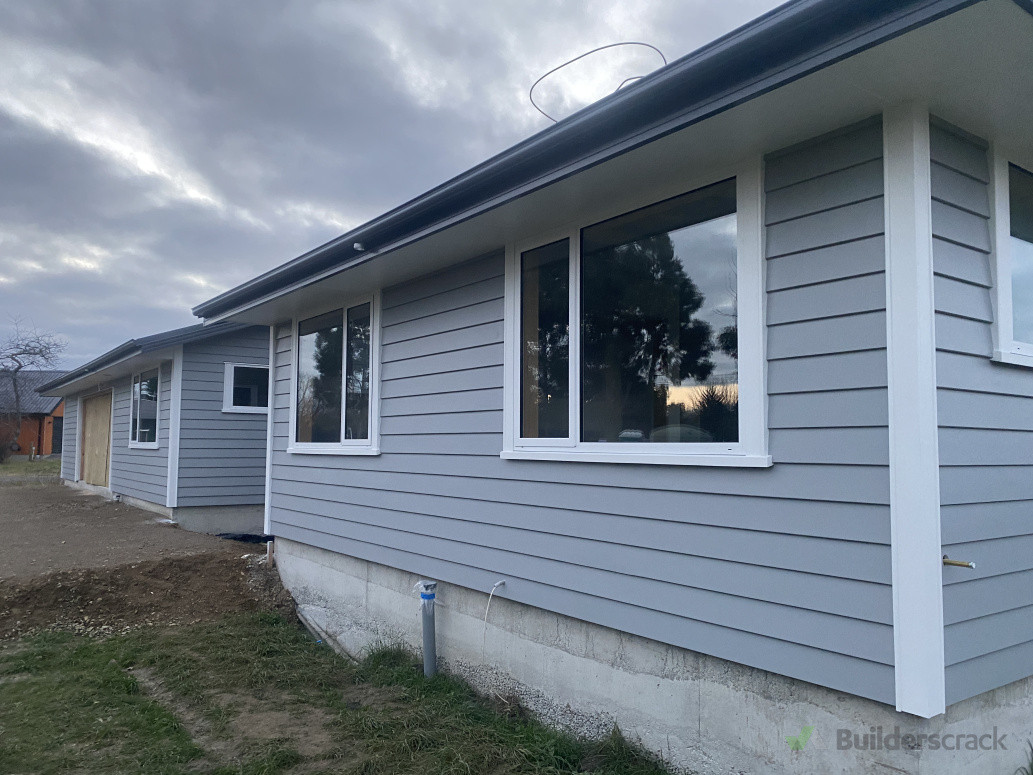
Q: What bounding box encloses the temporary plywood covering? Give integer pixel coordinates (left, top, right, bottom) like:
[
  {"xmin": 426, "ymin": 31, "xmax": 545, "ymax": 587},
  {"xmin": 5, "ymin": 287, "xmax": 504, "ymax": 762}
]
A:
[{"xmin": 80, "ymin": 392, "xmax": 111, "ymax": 486}]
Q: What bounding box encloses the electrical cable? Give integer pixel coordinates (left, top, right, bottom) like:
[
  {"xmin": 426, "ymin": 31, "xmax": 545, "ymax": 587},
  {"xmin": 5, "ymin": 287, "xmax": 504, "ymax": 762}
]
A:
[{"xmin": 529, "ymin": 41, "xmax": 667, "ymax": 123}]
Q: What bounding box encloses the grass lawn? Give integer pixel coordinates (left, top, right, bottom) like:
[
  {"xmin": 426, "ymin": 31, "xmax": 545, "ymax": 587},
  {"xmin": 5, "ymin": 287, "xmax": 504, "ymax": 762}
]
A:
[
  {"xmin": 0, "ymin": 612, "xmax": 672, "ymax": 775},
  {"xmin": 0, "ymin": 457, "xmax": 61, "ymax": 477}
]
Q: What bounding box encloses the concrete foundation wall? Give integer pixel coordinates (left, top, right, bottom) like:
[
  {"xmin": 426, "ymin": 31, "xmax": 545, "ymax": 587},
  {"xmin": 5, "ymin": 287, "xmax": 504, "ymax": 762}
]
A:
[
  {"xmin": 277, "ymin": 537, "xmax": 1033, "ymax": 775},
  {"xmin": 65, "ymin": 481, "xmax": 263, "ymax": 535},
  {"xmin": 174, "ymin": 504, "xmax": 263, "ymax": 535}
]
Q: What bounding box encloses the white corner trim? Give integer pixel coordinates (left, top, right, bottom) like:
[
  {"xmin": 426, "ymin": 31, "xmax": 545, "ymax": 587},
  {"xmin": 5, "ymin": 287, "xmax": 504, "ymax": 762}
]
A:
[
  {"xmin": 883, "ymin": 103, "xmax": 945, "ymax": 718},
  {"xmin": 73, "ymin": 394, "xmax": 83, "ymax": 482},
  {"xmin": 166, "ymin": 346, "xmax": 183, "ymax": 509},
  {"xmin": 263, "ymin": 328, "xmax": 275, "ymax": 536}
]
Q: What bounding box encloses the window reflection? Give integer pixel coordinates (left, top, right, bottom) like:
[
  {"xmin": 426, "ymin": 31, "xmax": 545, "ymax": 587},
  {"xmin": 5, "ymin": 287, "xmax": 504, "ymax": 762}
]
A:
[
  {"xmin": 345, "ymin": 303, "xmax": 371, "ymax": 440},
  {"xmin": 232, "ymin": 366, "xmax": 269, "ymax": 408},
  {"xmin": 1010, "ymin": 164, "xmax": 1033, "ymax": 344},
  {"xmin": 132, "ymin": 369, "xmax": 159, "ymax": 443},
  {"xmin": 520, "ymin": 239, "xmax": 570, "ymax": 438},
  {"xmin": 580, "ymin": 179, "xmax": 738, "ymax": 444},
  {"xmin": 297, "ymin": 310, "xmax": 343, "ymax": 443}
]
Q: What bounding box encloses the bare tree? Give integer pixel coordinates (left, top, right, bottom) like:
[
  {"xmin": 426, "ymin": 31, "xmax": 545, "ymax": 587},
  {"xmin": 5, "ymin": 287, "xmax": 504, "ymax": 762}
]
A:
[{"xmin": 0, "ymin": 319, "xmax": 66, "ymax": 463}]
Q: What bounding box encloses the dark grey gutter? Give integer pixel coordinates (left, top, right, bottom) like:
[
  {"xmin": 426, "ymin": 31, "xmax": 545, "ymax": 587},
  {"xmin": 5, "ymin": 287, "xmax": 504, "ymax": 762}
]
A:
[
  {"xmin": 37, "ymin": 321, "xmax": 251, "ymax": 394},
  {"xmin": 193, "ymin": 0, "xmax": 987, "ymax": 321}
]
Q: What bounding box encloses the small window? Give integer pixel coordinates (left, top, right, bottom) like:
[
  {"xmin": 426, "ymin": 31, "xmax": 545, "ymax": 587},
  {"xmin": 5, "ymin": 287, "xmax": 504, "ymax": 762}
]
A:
[
  {"xmin": 223, "ymin": 364, "xmax": 269, "ymax": 413},
  {"xmin": 291, "ymin": 296, "xmax": 380, "ymax": 454},
  {"xmin": 130, "ymin": 369, "xmax": 159, "ymax": 447}
]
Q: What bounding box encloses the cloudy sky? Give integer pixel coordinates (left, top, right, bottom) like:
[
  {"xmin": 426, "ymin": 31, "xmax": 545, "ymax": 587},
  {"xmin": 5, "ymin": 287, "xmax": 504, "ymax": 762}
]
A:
[{"xmin": 0, "ymin": 0, "xmax": 783, "ymax": 366}]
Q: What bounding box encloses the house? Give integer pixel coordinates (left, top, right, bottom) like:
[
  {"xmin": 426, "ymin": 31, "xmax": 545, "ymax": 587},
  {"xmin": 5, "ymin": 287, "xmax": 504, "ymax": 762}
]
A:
[
  {"xmin": 192, "ymin": 0, "xmax": 1033, "ymax": 771},
  {"xmin": 0, "ymin": 370, "xmax": 66, "ymax": 457},
  {"xmin": 38, "ymin": 322, "xmax": 270, "ymax": 535}
]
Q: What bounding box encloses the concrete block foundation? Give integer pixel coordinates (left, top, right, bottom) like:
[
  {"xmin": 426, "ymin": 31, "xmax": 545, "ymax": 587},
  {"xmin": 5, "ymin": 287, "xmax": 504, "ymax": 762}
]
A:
[{"xmin": 276, "ymin": 537, "xmax": 1033, "ymax": 775}]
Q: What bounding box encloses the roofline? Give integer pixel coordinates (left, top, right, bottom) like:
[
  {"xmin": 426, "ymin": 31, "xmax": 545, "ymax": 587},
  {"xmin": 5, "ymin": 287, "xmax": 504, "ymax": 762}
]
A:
[
  {"xmin": 37, "ymin": 321, "xmax": 253, "ymax": 394},
  {"xmin": 194, "ymin": 0, "xmax": 995, "ymax": 321}
]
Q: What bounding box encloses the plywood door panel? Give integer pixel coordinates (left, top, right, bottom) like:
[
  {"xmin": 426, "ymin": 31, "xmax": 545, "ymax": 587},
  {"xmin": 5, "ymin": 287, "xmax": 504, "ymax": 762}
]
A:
[{"xmin": 81, "ymin": 393, "xmax": 112, "ymax": 486}]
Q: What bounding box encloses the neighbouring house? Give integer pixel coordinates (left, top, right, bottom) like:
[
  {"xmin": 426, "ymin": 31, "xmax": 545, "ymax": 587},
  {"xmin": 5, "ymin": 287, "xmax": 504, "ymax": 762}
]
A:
[
  {"xmin": 0, "ymin": 369, "xmax": 67, "ymax": 457},
  {"xmin": 192, "ymin": 0, "xmax": 1033, "ymax": 772},
  {"xmin": 37, "ymin": 322, "xmax": 270, "ymax": 535}
]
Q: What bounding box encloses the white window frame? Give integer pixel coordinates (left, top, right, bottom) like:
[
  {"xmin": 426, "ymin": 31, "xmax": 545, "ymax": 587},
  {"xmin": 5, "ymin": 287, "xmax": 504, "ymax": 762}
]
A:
[
  {"xmin": 502, "ymin": 160, "xmax": 769, "ymax": 467},
  {"xmin": 129, "ymin": 368, "xmax": 160, "ymax": 450},
  {"xmin": 222, "ymin": 362, "xmax": 270, "ymax": 414},
  {"xmin": 990, "ymin": 148, "xmax": 1033, "ymax": 368},
  {"xmin": 287, "ymin": 291, "xmax": 381, "ymax": 456}
]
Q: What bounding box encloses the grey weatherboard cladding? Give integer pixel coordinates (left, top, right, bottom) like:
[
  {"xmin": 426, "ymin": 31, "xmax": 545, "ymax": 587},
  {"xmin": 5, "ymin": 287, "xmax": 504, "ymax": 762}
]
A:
[
  {"xmin": 267, "ymin": 119, "xmax": 896, "ymax": 705},
  {"xmin": 109, "ymin": 363, "xmax": 171, "ymax": 503},
  {"xmin": 57, "ymin": 326, "xmax": 269, "ymax": 509},
  {"xmin": 929, "ymin": 120, "xmax": 1033, "ymax": 705},
  {"xmin": 176, "ymin": 326, "xmax": 268, "ymax": 507}
]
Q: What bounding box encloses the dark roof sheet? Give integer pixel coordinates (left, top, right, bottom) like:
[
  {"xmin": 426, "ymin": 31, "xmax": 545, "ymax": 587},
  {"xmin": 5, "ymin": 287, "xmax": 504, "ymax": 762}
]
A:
[
  {"xmin": 193, "ymin": 0, "xmax": 999, "ymax": 321},
  {"xmin": 36, "ymin": 321, "xmax": 252, "ymax": 394},
  {"xmin": 0, "ymin": 370, "xmax": 66, "ymax": 414}
]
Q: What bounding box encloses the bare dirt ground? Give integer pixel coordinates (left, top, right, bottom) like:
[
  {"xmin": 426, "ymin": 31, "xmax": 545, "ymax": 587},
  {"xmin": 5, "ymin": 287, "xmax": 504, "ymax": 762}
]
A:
[
  {"xmin": 0, "ymin": 481, "xmax": 233, "ymax": 581},
  {"xmin": 0, "ymin": 482, "xmax": 293, "ymax": 639}
]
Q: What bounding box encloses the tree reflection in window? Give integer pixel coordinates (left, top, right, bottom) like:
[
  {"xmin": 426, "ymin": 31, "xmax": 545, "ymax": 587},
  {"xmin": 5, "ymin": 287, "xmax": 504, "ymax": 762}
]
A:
[
  {"xmin": 296, "ymin": 311, "xmax": 343, "ymax": 443},
  {"xmin": 580, "ymin": 179, "xmax": 738, "ymax": 443},
  {"xmin": 520, "ymin": 239, "xmax": 569, "ymax": 438},
  {"xmin": 345, "ymin": 303, "xmax": 371, "ymax": 440}
]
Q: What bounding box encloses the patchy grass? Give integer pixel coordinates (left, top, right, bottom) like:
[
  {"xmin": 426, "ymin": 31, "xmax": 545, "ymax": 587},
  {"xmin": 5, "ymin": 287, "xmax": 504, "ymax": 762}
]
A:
[
  {"xmin": 0, "ymin": 456, "xmax": 60, "ymax": 478},
  {"xmin": 0, "ymin": 612, "xmax": 672, "ymax": 774}
]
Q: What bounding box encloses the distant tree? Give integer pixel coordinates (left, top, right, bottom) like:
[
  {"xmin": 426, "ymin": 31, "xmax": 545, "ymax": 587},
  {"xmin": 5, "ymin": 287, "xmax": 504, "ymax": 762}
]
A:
[
  {"xmin": 581, "ymin": 233, "xmax": 716, "ymax": 437},
  {"xmin": 0, "ymin": 319, "xmax": 66, "ymax": 463}
]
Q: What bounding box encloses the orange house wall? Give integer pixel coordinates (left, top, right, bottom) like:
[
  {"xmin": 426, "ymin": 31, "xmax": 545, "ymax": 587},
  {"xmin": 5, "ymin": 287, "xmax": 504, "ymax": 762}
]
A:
[{"xmin": 11, "ymin": 400, "xmax": 63, "ymax": 456}]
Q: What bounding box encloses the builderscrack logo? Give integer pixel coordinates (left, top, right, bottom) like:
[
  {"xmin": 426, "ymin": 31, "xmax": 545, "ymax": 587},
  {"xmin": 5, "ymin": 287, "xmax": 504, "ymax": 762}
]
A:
[{"xmin": 786, "ymin": 726, "xmax": 814, "ymax": 751}]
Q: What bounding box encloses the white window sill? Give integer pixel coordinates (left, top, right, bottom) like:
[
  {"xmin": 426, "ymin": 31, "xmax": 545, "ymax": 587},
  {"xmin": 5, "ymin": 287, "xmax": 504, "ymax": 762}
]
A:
[
  {"xmin": 286, "ymin": 445, "xmax": 380, "ymax": 456},
  {"xmin": 501, "ymin": 449, "xmax": 773, "ymax": 467},
  {"xmin": 992, "ymin": 349, "xmax": 1033, "ymax": 369},
  {"xmin": 129, "ymin": 441, "xmax": 160, "ymax": 450},
  {"xmin": 222, "ymin": 406, "xmax": 269, "ymax": 414}
]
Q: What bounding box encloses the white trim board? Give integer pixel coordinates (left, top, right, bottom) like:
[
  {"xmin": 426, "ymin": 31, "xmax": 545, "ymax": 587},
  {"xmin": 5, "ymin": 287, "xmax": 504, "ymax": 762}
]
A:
[
  {"xmin": 883, "ymin": 103, "xmax": 945, "ymax": 718},
  {"xmin": 263, "ymin": 326, "xmax": 277, "ymax": 535},
  {"xmin": 165, "ymin": 346, "xmax": 183, "ymax": 508}
]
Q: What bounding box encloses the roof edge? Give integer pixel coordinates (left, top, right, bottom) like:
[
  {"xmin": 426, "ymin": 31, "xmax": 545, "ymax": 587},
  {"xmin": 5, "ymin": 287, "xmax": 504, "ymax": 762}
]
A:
[
  {"xmin": 37, "ymin": 321, "xmax": 255, "ymax": 394},
  {"xmin": 194, "ymin": 0, "xmax": 984, "ymax": 321}
]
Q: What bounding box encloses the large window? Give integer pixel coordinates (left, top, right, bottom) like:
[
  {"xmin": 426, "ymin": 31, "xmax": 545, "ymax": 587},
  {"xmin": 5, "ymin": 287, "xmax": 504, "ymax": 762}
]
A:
[
  {"xmin": 291, "ymin": 296, "xmax": 379, "ymax": 453},
  {"xmin": 992, "ymin": 157, "xmax": 1033, "ymax": 366},
  {"xmin": 223, "ymin": 364, "xmax": 269, "ymax": 413},
  {"xmin": 505, "ymin": 170, "xmax": 768, "ymax": 466},
  {"xmin": 130, "ymin": 369, "xmax": 159, "ymax": 448}
]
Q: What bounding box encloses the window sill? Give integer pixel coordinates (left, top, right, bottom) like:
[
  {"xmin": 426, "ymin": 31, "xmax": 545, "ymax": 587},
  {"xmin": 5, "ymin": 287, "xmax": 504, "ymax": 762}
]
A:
[
  {"xmin": 992, "ymin": 349, "xmax": 1033, "ymax": 369},
  {"xmin": 286, "ymin": 445, "xmax": 380, "ymax": 456},
  {"xmin": 129, "ymin": 442, "xmax": 160, "ymax": 450},
  {"xmin": 222, "ymin": 406, "xmax": 269, "ymax": 414},
  {"xmin": 501, "ymin": 449, "xmax": 773, "ymax": 467}
]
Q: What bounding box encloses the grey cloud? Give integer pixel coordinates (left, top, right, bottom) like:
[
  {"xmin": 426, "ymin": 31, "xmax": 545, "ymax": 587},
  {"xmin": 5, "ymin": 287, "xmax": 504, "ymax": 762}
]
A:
[{"xmin": 0, "ymin": 0, "xmax": 782, "ymax": 367}]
